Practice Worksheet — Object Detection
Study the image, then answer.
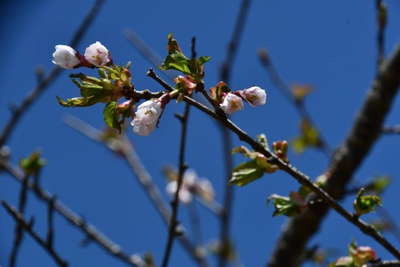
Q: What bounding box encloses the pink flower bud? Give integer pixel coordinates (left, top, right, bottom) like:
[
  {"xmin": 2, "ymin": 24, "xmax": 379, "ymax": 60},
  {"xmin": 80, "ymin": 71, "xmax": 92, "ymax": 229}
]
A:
[
  {"xmin": 52, "ymin": 45, "xmax": 80, "ymax": 69},
  {"xmin": 353, "ymin": 246, "xmax": 376, "ymax": 265},
  {"xmin": 242, "ymin": 86, "xmax": 267, "ymax": 106},
  {"xmin": 84, "ymin": 41, "xmax": 111, "ymax": 67},
  {"xmin": 220, "ymin": 93, "xmax": 244, "ymax": 114},
  {"xmin": 130, "ymin": 99, "xmax": 162, "ymax": 136}
]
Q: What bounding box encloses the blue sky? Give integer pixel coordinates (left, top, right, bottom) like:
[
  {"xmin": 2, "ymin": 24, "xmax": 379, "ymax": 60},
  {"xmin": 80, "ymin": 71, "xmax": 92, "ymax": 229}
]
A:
[{"xmin": 1, "ymin": 0, "xmax": 400, "ymax": 266}]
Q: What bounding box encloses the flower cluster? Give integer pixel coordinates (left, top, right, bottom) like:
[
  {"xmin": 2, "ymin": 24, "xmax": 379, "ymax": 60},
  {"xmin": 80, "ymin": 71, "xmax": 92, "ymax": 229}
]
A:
[
  {"xmin": 219, "ymin": 86, "xmax": 266, "ymax": 114},
  {"xmin": 166, "ymin": 169, "xmax": 214, "ymax": 204},
  {"xmin": 52, "ymin": 41, "xmax": 111, "ymax": 69},
  {"xmin": 52, "ymin": 36, "xmax": 268, "ymax": 137},
  {"xmin": 210, "ymin": 82, "xmax": 267, "ymax": 115}
]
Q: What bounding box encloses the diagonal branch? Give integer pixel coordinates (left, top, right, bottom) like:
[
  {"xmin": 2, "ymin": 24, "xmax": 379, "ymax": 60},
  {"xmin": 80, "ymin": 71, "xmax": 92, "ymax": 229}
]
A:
[
  {"xmin": 0, "ymin": 0, "xmax": 106, "ymax": 148},
  {"xmin": 64, "ymin": 116, "xmax": 208, "ymax": 267},
  {"xmin": 146, "ymin": 68, "xmax": 400, "ymax": 261},
  {"xmin": 3, "ymin": 201, "xmax": 69, "ymax": 267},
  {"xmin": 0, "ymin": 160, "xmax": 140, "ymax": 266},
  {"xmin": 9, "ymin": 173, "xmax": 30, "ymax": 267},
  {"xmin": 268, "ymin": 46, "xmax": 400, "ymax": 266}
]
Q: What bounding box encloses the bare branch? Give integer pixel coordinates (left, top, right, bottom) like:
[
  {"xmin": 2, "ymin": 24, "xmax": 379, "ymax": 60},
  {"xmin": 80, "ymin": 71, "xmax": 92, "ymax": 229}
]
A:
[
  {"xmin": 3, "ymin": 201, "xmax": 69, "ymax": 267},
  {"xmin": 9, "ymin": 173, "xmax": 30, "ymax": 267},
  {"xmin": 382, "ymin": 125, "xmax": 400, "ymax": 134},
  {"xmin": 64, "ymin": 116, "xmax": 208, "ymax": 267},
  {"xmin": 0, "ymin": 160, "xmax": 140, "ymax": 266},
  {"xmin": 375, "ymin": 0, "xmax": 387, "ymax": 68},
  {"xmin": 161, "ymin": 102, "xmax": 191, "ymax": 267},
  {"xmin": 0, "ymin": 0, "xmax": 106, "ymax": 148},
  {"xmin": 268, "ymin": 46, "xmax": 400, "ymax": 266},
  {"xmin": 370, "ymin": 261, "xmax": 400, "ymax": 267}
]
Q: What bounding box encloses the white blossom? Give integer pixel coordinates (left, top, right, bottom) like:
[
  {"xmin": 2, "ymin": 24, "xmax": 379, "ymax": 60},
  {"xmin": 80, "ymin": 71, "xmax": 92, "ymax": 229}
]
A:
[
  {"xmin": 84, "ymin": 41, "xmax": 110, "ymax": 66},
  {"xmin": 220, "ymin": 93, "xmax": 244, "ymax": 114},
  {"xmin": 52, "ymin": 45, "xmax": 80, "ymax": 69},
  {"xmin": 242, "ymin": 86, "xmax": 266, "ymax": 106},
  {"xmin": 166, "ymin": 169, "xmax": 215, "ymax": 204},
  {"xmin": 131, "ymin": 99, "xmax": 162, "ymax": 136}
]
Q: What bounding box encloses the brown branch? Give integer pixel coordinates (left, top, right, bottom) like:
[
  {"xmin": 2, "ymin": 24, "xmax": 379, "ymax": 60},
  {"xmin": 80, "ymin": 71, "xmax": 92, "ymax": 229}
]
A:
[
  {"xmin": 161, "ymin": 102, "xmax": 191, "ymax": 267},
  {"xmin": 64, "ymin": 116, "xmax": 208, "ymax": 267},
  {"xmin": 2, "ymin": 201, "xmax": 69, "ymax": 267},
  {"xmin": 268, "ymin": 45, "xmax": 400, "ymax": 266},
  {"xmin": 0, "ymin": 160, "xmax": 140, "ymax": 266},
  {"xmin": 147, "ymin": 69, "xmax": 400, "ymax": 261},
  {"xmin": 0, "ymin": 0, "xmax": 106, "ymax": 148}
]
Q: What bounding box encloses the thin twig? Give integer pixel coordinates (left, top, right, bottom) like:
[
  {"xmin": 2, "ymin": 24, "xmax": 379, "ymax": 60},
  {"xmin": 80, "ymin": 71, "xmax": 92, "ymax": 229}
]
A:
[
  {"xmin": 146, "ymin": 69, "xmax": 400, "ymax": 261},
  {"xmin": 46, "ymin": 196, "xmax": 56, "ymax": 248},
  {"xmin": 3, "ymin": 201, "xmax": 69, "ymax": 267},
  {"xmin": 258, "ymin": 51, "xmax": 332, "ymax": 156},
  {"xmin": 161, "ymin": 102, "xmax": 191, "ymax": 267},
  {"xmin": 124, "ymin": 29, "xmax": 176, "ymax": 81},
  {"xmin": 0, "ymin": 160, "xmax": 140, "ymax": 266},
  {"xmin": 382, "ymin": 125, "xmax": 400, "ymax": 134},
  {"xmin": 370, "ymin": 261, "xmax": 400, "ymax": 267},
  {"xmin": 376, "ymin": 0, "xmax": 387, "ymax": 69},
  {"xmin": 64, "ymin": 116, "xmax": 208, "ymax": 266},
  {"xmin": 188, "ymin": 202, "xmax": 203, "ymax": 246},
  {"xmin": 0, "ymin": 0, "xmax": 106, "ymax": 148},
  {"xmin": 9, "ymin": 173, "xmax": 30, "ymax": 267}
]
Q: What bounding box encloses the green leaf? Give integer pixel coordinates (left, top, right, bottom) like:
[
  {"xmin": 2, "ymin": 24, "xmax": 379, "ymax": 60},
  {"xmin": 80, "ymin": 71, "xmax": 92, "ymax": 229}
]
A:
[
  {"xmin": 56, "ymin": 96, "xmax": 97, "ymax": 107},
  {"xmin": 292, "ymin": 137, "xmax": 306, "ymax": 153},
  {"xmin": 160, "ymin": 52, "xmax": 191, "ymax": 74},
  {"xmin": 292, "ymin": 119, "xmax": 321, "ymax": 153},
  {"xmin": 103, "ymin": 102, "xmax": 120, "ymax": 131},
  {"xmin": 353, "ymin": 189, "xmax": 381, "ymax": 216},
  {"xmin": 365, "ymin": 176, "xmax": 391, "ymax": 195},
  {"xmin": 20, "ymin": 152, "xmax": 46, "ymax": 175},
  {"xmin": 268, "ymin": 194, "xmax": 300, "ymax": 217},
  {"xmin": 229, "ymin": 160, "xmax": 264, "ymax": 186},
  {"xmin": 198, "ymin": 56, "xmax": 211, "ymax": 65}
]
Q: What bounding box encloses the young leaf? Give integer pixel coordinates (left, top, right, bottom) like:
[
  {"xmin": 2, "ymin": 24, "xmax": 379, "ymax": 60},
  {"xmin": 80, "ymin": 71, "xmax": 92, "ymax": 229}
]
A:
[
  {"xmin": 353, "ymin": 189, "xmax": 381, "ymax": 216},
  {"xmin": 268, "ymin": 194, "xmax": 300, "ymax": 217},
  {"xmin": 229, "ymin": 160, "xmax": 264, "ymax": 186},
  {"xmin": 20, "ymin": 152, "xmax": 46, "ymax": 175},
  {"xmin": 160, "ymin": 52, "xmax": 191, "ymax": 74},
  {"xmin": 56, "ymin": 96, "xmax": 98, "ymax": 107},
  {"xmin": 103, "ymin": 102, "xmax": 120, "ymax": 131},
  {"xmin": 365, "ymin": 176, "xmax": 391, "ymax": 195},
  {"xmin": 292, "ymin": 119, "xmax": 320, "ymax": 153},
  {"xmin": 198, "ymin": 56, "xmax": 211, "ymax": 65}
]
